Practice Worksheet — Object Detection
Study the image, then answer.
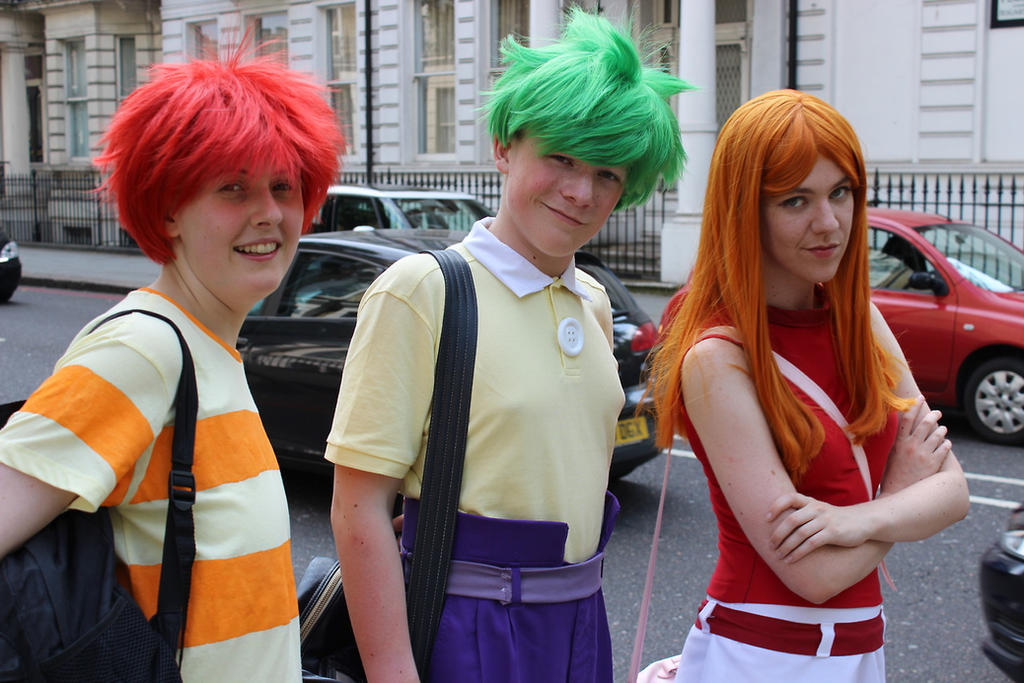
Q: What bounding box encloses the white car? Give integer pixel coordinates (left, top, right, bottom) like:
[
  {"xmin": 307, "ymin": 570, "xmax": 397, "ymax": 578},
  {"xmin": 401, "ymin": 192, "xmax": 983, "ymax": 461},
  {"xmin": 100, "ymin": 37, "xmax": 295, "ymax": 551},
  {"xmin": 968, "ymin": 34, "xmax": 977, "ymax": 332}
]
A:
[{"xmin": 313, "ymin": 184, "xmax": 491, "ymax": 233}]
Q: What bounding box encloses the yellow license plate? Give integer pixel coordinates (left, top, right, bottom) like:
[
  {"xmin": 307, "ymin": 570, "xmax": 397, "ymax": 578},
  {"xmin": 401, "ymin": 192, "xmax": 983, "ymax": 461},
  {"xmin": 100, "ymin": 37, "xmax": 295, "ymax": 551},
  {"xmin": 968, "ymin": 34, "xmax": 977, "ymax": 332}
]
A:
[{"xmin": 615, "ymin": 416, "xmax": 650, "ymax": 446}]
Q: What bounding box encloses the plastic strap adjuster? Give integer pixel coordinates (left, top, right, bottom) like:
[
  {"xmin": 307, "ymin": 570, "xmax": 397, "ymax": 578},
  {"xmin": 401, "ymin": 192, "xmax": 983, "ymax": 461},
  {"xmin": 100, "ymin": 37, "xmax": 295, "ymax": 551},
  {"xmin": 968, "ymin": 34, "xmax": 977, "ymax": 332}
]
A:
[{"xmin": 169, "ymin": 471, "xmax": 196, "ymax": 508}]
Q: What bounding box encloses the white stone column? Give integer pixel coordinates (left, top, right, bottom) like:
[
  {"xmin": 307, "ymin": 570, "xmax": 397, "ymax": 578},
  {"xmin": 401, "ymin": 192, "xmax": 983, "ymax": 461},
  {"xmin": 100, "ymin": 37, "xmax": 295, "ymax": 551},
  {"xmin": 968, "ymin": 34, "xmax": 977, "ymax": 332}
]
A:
[
  {"xmin": 529, "ymin": 0, "xmax": 561, "ymax": 46},
  {"xmin": 1, "ymin": 44, "xmax": 31, "ymax": 174},
  {"xmin": 661, "ymin": 0, "xmax": 717, "ymax": 285}
]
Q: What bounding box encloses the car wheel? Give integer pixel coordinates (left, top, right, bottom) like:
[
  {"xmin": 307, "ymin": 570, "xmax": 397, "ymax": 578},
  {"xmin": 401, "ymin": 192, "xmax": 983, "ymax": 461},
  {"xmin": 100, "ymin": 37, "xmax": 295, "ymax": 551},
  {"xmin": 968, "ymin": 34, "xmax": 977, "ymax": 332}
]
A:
[{"xmin": 964, "ymin": 357, "xmax": 1024, "ymax": 445}]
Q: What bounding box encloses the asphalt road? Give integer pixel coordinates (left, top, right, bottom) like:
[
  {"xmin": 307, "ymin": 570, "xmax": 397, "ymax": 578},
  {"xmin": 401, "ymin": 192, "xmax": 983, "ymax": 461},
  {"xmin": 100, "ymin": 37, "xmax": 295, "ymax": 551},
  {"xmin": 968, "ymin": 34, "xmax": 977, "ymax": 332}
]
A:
[{"xmin": 2, "ymin": 284, "xmax": 1020, "ymax": 682}]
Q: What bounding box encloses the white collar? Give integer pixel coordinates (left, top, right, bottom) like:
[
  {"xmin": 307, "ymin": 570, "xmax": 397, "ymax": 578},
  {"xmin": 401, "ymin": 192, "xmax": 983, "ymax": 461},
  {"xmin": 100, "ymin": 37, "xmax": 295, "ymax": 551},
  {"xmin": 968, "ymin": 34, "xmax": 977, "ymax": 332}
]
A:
[{"xmin": 460, "ymin": 218, "xmax": 592, "ymax": 301}]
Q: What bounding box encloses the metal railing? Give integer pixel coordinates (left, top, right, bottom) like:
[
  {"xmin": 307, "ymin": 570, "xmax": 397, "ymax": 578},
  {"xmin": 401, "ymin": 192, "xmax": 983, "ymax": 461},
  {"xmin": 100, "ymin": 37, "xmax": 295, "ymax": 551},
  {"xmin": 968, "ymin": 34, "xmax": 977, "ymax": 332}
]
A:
[
  {"xmin": 0, "ymin": 169, "xmax": 134, "ymax": 250},
  {"xmin": 868, "ymin": 170, "xmax": 1024, "ymax": 248},
  {"xmin": 4, "ymin": 168, "xmax": 1024, "ymax": 281}
]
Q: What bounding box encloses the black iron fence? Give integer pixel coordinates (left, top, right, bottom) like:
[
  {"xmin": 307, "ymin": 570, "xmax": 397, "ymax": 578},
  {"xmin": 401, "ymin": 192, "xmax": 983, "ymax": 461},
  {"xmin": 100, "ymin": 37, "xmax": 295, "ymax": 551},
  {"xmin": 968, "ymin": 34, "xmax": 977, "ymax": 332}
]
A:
[
  {"xmin": 0, "ymin": 169, "xmax": 132, "ymax": 250},
  {"xmin": 868, "ymin": 170, "xmax": 1024, "ymax": 249},
  {"xmin": 3, "ymin": 168, "xmax": 1023, "ymax": 281}
]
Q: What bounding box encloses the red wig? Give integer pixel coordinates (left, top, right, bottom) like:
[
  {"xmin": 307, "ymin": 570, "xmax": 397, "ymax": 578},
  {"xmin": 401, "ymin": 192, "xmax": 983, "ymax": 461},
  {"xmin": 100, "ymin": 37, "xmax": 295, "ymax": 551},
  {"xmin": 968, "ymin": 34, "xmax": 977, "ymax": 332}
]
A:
[
  {"xmin": 649, "ymin": 90, "xmax": 911, "ymax": 483},
  {"xmin": 94, "ymin": 49, "xmax": 345, "ymax": 263}
]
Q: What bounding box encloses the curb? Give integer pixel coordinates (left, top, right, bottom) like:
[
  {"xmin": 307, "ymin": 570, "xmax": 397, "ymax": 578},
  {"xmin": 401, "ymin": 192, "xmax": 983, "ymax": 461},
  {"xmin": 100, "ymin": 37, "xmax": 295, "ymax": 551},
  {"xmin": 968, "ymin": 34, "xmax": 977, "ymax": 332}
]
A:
[{"xmin": 21, "ymin": 276, "xmax": 135, "ymax": 296}]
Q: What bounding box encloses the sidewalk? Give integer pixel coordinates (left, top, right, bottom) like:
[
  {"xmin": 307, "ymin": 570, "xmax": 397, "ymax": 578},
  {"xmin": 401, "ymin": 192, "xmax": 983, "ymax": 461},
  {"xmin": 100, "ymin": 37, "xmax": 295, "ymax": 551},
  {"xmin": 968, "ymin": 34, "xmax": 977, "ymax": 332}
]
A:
[{"xmin": 19, "ymin": 244, "xmax": 160, "ymax": 294}]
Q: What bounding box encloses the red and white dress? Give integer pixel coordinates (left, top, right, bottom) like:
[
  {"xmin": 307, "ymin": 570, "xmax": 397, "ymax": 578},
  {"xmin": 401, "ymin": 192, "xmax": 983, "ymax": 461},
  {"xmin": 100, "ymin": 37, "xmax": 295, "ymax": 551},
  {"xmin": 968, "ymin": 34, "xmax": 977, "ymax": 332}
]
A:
[{"xmin": 673, "ymin": 304, "xmax": 898, "ymax": 682}]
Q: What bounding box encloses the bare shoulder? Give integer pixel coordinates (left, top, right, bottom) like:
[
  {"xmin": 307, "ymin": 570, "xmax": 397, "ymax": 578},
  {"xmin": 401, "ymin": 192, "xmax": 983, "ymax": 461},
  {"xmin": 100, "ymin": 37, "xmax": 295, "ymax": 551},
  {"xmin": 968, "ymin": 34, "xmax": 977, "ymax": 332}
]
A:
[
  {"xmin": 682, "ymin": 326, "xmax": 748, "ymax": 378},
  {"xmin": 867, "ymin": 302, "xmax": 898, "ymax": 346}
]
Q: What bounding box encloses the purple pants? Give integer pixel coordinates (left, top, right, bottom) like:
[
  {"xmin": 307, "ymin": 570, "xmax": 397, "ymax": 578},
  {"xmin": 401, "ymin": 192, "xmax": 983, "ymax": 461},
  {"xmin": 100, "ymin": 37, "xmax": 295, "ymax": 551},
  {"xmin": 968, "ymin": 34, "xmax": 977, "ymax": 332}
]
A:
[{"xmin": 402, "ymin": 493, "xmax": 619, "ymax": 683}]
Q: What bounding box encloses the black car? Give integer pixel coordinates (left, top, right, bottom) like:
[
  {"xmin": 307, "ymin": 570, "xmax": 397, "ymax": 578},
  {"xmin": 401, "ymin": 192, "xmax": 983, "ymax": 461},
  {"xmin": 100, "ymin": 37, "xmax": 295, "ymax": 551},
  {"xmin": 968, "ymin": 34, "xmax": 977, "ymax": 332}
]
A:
[
  {"xmin": 980, "ymin": 504, "xmax": 1024, "ymax": 681},
  {"xmin": 240, "ymin": 230, "xmax": 660, "ymax": 479},
  {"xmin": 0, "ymin": 230, "xmax": 21, "ymax": 302}
]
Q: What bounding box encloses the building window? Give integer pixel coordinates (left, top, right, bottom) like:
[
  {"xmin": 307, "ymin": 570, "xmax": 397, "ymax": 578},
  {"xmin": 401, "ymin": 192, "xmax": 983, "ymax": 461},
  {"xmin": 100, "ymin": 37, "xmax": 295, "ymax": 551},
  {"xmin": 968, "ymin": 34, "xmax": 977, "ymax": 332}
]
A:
[
  {"xmin": 25, "ymin": 53, "xmax": 44, "ymax": 163},
  {"xmin": 415, "ymin": 0, "xmax": 455, "ymax": 154},
  {"xmin": 118, "ymin": 37, "xmax": 137, "ymax": 100},
  {"xmin": 187, "ymin": 20, "xmax": 218, "ymax": 59},
  {"xmin": 65, "ymin": 40, "xmax": 88, "ymax": 159},
  {"xmin": 715, "ymin": 43, "xmax": 742, "ymax": 129},
  {"xmin": 327, "ymin": 4, "xmax": 358, "ymax": 150},
  {"xmin": 492, "ymin": 0, "xmax": 529, "ymax": 68},
  {"xmin": 715, "ymin": 0, "xmax": 747, "ymax": 24},
  {"xmin": 251, "ymin": 13, "xmax": 288, "ymax": 62}
]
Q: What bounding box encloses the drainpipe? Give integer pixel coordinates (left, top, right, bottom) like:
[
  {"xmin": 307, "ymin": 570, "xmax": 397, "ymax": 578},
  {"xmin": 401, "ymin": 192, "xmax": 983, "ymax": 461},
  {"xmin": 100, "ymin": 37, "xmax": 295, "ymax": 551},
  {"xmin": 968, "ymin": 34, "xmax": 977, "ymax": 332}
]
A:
[
  {"xmin": 364, "ymin": 0, "xmax": 374, "ymax": 182},
  {"xmin": 787, "ymin": 0, "xmax": 798, "ymax": 90}
]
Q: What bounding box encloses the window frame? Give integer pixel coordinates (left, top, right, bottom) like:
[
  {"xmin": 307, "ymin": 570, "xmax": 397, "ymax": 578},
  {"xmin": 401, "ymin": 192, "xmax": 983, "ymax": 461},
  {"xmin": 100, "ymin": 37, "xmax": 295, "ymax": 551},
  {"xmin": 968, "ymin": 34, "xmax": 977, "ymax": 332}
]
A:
[
  {"xmin": 325, "ymin": 3, "xmax": 359, "ymax": 152},
  {"xmin": 65, "ymin": 39, "xmax": 88, "ymax": 160},
  {"xmin": 186, "ymin": 20, "xmax": 219, "ymax": 60},
  {"xmin": 413, "ymin": 0, "xmax": 456, "ymax": 156},
  {"xmin": 249, "ymin": 12, "xmax": 289, "ymax": 62},
  {"xmin": 116, "ymin": 36, "xmax": 137, "ymax": 101}
]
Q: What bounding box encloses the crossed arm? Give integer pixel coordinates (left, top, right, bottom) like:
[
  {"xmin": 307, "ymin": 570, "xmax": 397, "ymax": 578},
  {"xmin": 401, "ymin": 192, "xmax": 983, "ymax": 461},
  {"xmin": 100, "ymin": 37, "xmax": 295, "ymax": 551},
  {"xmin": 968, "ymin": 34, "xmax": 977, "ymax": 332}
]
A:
[{"xmin": 682, "ymin": 311, "xmax": 969, "ymax": 604}]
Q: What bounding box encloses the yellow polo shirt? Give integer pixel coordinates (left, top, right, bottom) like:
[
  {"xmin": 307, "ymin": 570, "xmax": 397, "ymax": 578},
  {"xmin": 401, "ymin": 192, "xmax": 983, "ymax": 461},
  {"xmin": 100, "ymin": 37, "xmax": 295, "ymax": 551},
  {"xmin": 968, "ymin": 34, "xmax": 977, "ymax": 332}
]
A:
[{"xmin": 325, "ymin": 225, "xmax": 624, "ymax": 563}]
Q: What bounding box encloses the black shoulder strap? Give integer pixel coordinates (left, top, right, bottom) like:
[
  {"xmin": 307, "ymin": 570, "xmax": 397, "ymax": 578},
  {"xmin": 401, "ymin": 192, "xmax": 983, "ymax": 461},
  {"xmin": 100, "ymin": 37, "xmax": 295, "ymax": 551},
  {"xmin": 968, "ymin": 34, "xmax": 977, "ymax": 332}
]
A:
[
  {"xmin": 406, "ymin": 249, "xmax": 477, "ymax": 679},
  {"xmin": 89, "ymin": 309, "xmax": 197, "ymax": 657}
]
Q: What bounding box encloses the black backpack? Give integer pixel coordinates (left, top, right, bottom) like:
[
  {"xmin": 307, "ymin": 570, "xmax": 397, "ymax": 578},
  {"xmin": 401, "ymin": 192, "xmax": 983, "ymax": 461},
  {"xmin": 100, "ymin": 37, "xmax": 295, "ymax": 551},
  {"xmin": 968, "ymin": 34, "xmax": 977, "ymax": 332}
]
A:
[{"xmin": 0, "ymin": 309, "xmax": 197, "ymax": 682}]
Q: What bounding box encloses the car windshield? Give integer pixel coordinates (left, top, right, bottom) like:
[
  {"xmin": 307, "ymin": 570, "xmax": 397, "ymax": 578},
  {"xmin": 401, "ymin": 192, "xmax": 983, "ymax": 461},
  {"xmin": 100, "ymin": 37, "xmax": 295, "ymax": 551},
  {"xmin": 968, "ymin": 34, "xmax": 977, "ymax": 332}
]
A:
[
  {"xmin": 917, "ymin": 223, "xmax": 1024, "ymax": 292},
  {"xmin": 392, "ymin": 197, "xmax": 489, "ymax": 231}
]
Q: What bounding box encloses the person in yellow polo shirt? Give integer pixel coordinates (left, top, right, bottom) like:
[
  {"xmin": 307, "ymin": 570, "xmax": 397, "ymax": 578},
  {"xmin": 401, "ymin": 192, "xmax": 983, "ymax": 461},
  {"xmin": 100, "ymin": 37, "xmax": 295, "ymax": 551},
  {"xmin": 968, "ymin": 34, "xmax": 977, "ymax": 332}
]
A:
[
  {"xmin": 327, "ymin": 9, "xmax": 690, "ymax": 682},
  {"xmin": 0, "ymin": 50, "xmax": 343, "ymax": 680}
]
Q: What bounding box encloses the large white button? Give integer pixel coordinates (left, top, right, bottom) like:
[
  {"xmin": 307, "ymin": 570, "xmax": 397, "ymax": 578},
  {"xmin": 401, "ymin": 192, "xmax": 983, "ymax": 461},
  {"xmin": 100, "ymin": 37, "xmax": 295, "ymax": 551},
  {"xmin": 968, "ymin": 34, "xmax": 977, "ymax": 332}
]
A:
[{"xmin": 557, "ymin": 317, "xmax": 584, "ymax": 357}]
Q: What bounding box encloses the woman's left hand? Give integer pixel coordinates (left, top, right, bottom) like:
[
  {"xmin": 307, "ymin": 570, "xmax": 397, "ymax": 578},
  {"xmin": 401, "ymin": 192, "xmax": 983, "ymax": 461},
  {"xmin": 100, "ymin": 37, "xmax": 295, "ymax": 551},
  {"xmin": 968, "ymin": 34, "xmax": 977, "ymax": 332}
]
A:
[
  {"xmin": 766, "ymin": 493, "xmax": 870, "ymax": 563},
  {"xmin": 881, "ymin": 396, "xmax": 953, "ymax": 494}
]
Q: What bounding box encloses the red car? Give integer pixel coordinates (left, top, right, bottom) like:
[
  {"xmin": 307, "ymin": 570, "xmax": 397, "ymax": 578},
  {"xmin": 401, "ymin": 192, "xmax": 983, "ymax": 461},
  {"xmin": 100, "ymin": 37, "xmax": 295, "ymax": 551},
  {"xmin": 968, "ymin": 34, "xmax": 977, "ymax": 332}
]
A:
[
  {"xmin": 659, "ymin": 208, "xmax": 1024, "ymax": 446},
  {"xmin": 867, "ymin": 208, "xmax": 1024, "ymax": 445}
]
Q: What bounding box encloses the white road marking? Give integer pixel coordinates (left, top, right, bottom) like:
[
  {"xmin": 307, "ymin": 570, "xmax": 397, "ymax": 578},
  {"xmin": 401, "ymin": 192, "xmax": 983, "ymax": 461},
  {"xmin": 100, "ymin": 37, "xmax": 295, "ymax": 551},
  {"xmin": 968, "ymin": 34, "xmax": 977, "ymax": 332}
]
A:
[
  {"xmin": 668, "ymin": 443, "xmax": 1022, "ymax": 509},
  {"xmin": 965, "ymin": 472, "xmax": 1024, "ymax": 487},
  {"xmin": 969, "ymin": 495, "xmax": 1020, "ymax": 510}
]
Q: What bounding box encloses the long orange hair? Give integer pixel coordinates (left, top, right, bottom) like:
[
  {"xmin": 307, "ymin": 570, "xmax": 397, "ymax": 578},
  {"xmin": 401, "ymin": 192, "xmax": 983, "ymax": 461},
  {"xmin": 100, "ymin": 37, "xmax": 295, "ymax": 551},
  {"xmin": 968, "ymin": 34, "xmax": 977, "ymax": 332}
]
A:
[{"xmin": 649, "ymin": 90, "xmax": 909, "ymax": 483}]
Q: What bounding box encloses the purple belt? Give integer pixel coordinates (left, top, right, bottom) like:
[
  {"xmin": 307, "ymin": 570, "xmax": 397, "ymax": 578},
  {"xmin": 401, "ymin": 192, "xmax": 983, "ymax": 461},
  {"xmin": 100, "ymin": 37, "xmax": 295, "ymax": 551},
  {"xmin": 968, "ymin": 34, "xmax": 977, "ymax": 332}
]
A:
[
  {"xmin": 400, "ymin": 494, "xmax": 618, "ymax": 605},
  {"xmin": 436, "ymin": 551, "xmax": 604, "ymax": 604}
]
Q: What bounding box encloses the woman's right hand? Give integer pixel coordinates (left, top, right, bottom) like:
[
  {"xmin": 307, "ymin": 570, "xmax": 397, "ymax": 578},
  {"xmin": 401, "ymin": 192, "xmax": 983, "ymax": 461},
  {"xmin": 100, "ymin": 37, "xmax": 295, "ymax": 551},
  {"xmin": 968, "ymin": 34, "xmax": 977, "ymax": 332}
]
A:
[{"xmin": 880, "ymin": 396, "xmax": 952, "ymax": 495}]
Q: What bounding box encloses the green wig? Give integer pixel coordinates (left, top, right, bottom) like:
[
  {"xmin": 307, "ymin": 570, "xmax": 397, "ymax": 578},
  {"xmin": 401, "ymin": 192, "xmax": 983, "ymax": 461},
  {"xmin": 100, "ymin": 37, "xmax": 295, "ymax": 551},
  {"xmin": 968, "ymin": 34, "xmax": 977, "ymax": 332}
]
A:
[{"xmin": 484, "ymin": 7, "xmax": 691, "ymax": 208}]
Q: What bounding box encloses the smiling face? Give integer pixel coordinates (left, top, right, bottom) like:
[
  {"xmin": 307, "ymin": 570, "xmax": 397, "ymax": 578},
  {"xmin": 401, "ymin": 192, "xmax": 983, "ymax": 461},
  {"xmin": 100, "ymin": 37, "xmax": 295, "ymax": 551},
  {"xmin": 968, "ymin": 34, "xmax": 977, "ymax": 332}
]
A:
[
  {"xmin": 164, "ymin": 169, "xmax": 304, "ymax": 322},
  {"xmin": 759, "ymin": 155, "xmax": 854, "ymax": 309},
  {"xmin": 489, "ymin": 135, "xmax": 626, "ymax": 277}
]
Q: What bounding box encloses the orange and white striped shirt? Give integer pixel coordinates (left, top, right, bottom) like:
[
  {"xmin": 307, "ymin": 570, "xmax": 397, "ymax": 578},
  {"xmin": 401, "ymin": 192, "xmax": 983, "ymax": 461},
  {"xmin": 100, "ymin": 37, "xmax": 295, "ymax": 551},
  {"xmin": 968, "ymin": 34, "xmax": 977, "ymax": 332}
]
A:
[{"xmin": 0, "ymin": 289, "xmax": 300, "ymax": 681}]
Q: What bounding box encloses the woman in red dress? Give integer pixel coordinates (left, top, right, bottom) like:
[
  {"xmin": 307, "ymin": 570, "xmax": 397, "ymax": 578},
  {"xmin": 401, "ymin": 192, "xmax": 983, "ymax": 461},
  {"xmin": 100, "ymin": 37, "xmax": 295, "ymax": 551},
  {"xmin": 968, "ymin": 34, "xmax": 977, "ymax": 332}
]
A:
[{"xmin": 647, "ymin": 90, "xmax": 969, "ymax": 682}]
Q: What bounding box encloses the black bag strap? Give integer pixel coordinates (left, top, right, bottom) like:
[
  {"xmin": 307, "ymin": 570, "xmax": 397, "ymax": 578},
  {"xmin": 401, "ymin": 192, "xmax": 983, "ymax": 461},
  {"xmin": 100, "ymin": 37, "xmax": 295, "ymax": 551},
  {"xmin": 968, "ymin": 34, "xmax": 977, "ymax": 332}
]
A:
[
  {"xmin": 88, "ymin": 309, "xmax": 198, "ymax": 658},
  {"xmin": 406, "ymin": 249, "xmax": 477, "ymax": 679}
]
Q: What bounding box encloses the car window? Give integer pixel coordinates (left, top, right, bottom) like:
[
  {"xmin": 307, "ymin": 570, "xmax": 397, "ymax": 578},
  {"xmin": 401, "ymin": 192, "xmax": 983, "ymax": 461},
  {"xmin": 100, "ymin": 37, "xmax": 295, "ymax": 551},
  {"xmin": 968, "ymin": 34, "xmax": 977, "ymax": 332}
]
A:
[
  {"xmin": 867, "ymin": 227, "xmax": 938, "ymax": 291},
  {"xmin": 392, "ymin": 198, "xmax": 487, "ymax": 232},
  {"xmin": 330, "ymin": 196, "xmax": 381, "ymax": 230},
  {"xmin": 918, "ymin": 224, "xmax": 1024, "ymax": 292},
  {"xmin": 274, "ymin": 251, "xmax": 381, "ymax": 318},
  {"xmin": 379, "ymin": 200, "xmax": 406, "ymax": 229}
]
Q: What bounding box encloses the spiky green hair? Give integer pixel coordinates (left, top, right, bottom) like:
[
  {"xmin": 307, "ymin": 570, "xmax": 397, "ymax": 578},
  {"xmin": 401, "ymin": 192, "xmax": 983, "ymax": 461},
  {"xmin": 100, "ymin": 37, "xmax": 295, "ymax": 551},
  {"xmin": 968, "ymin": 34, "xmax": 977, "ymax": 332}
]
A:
[{"xmin": 485, "ymin": 7, "xmax": 691, "ymax": 208}]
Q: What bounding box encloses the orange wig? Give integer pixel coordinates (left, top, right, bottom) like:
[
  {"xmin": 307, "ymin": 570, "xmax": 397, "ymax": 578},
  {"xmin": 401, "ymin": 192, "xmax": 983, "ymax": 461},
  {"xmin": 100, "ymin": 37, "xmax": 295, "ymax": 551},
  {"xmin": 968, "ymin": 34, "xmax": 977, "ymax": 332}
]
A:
[
  {"xmin": 94, "ymin": 48, "xmax": 345, "ymax": 264},
  {"xmin": 649, "ymin": 90, "xmax": 909, "ymax": 483}
]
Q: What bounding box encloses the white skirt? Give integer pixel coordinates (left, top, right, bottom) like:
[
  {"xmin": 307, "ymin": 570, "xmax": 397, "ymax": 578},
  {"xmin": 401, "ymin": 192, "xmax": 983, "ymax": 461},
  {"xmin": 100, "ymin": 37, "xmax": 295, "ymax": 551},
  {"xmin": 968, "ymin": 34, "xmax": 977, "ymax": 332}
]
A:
[{"xmin": 670, "ymin": 599, "xmax": 886, "ymax": 683}]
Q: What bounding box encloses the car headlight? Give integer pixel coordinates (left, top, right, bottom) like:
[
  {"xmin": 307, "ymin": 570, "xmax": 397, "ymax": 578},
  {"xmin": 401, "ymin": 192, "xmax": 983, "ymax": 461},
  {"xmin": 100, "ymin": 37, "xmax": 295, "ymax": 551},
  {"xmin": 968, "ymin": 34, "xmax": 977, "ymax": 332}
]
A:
[
  {"xmin": 0, "ymin": 240, "xmax": 18, "ymax": 261},
  {"xmin": 999, "ymin": 506, "xmax": 1024, "ymax": 560}
]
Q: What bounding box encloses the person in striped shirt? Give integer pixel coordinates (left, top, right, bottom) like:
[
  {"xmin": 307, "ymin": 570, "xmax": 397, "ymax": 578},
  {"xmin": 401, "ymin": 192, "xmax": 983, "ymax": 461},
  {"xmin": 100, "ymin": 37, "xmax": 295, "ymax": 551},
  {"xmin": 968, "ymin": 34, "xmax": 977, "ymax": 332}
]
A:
[{"xmin": 0, "ymin": 48, "xmax": 343, "ymax": 680}]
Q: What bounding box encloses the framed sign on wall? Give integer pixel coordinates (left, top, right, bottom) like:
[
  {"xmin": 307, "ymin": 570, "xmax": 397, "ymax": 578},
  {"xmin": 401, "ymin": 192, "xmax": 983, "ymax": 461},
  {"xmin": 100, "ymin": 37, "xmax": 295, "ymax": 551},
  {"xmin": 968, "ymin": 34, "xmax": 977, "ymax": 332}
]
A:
[{"xmin": 992, "ymin": 0, "xmax": 1024, "ymax": 28}]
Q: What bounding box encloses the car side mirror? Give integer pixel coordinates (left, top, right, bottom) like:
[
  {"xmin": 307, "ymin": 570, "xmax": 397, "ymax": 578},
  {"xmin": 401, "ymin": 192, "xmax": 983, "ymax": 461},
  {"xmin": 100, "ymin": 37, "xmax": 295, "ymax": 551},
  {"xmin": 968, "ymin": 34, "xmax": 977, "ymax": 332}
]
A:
[{"xmin": 908, "ymin": 271, "xmax": 949, "ymax": 296}]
